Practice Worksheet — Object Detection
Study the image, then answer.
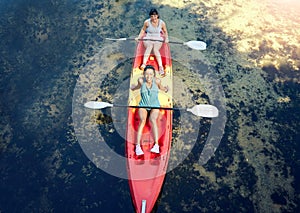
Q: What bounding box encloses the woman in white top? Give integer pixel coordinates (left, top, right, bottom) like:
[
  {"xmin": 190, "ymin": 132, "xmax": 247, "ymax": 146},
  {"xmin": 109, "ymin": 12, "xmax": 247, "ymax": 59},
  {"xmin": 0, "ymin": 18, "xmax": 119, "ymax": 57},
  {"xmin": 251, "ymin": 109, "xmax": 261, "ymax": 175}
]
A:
[{"xmin": 136, "ymin": 8, "xmax": 169, "ymax": 75}]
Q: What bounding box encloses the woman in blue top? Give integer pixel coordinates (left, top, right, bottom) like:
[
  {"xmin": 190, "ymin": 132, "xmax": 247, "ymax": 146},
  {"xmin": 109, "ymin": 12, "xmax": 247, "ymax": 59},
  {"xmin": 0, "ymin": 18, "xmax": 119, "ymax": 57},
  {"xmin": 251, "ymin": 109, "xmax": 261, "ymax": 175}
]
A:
[
  {"xmin": 136, "ymin": 8, "xmax": 169, "ymax": 75},
  {"xmin": 130, "ymin": 65, "xmax": 169, "ymax": 155}
]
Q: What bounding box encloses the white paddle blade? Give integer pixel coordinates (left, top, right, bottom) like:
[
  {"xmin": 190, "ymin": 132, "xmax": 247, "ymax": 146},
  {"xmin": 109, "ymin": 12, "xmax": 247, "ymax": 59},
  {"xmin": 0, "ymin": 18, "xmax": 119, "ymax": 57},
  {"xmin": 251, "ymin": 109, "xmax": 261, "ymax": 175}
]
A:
[
  {"xmin": 187, "ymin": 104, "xmax": 219, "ymax": 117},
  {"xmin": 184, "ymin": 41, "xmax": 207, "ymax": 50},
  {"xmin": 84, "ymin": 101, "xmax": 113, "ymax": 109}
]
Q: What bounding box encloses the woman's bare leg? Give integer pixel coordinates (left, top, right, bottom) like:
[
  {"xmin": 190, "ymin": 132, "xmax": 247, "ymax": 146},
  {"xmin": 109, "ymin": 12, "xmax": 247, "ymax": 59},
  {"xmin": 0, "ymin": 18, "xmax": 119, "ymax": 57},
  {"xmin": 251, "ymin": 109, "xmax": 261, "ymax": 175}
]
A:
[
  {"xmin": 143, "ymin": 41, "xmax": 153, "ymax": 66},
  {"xmin": 149, "ymin": 109, "xmax": 160, "ymax": 144},
  {"xmin": 153, "ymin": 42, "xmax": 163, "ymax": 67},
  {"xmin": 137, "ymin": 108, "xmax": 148, "ymax": 145}
]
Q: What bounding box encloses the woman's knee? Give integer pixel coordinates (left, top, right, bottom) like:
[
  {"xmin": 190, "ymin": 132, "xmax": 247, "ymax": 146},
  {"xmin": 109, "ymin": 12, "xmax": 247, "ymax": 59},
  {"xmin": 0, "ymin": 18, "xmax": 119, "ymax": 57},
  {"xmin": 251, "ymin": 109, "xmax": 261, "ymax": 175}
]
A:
[
  {"xmin": 153, "ymin": 48, "xmax": 161, "ymax": 56},
  {"xmin": 149, "ymin": 117, "xmax": 157, "ymax": 125},
  {"xmin": 139, "ymin": 117, "xmax": 147, "ymax": 126},
  {"xmin": 149, "ymin": 113, "xmax": 159, "ymax": 124}
]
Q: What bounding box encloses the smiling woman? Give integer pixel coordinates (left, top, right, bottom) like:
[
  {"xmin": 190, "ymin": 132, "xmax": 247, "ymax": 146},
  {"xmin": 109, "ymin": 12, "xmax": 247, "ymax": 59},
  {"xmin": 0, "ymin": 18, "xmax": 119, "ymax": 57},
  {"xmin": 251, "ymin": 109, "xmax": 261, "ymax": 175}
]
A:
[
  {"xmin": 136, "ymin": 8, "xmax": 169, "ymax": 75},
  {"xmin": 130, "ymin": 65, "xmax": 169, "ymax": 155}
]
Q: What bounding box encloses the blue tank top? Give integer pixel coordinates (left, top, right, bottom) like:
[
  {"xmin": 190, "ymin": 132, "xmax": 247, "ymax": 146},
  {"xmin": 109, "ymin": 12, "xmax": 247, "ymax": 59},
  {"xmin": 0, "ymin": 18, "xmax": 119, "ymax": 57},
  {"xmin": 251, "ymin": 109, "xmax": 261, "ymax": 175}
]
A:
[{"xmin": 139, "ymin": 78, "xmax": 160, "ymax": 108}]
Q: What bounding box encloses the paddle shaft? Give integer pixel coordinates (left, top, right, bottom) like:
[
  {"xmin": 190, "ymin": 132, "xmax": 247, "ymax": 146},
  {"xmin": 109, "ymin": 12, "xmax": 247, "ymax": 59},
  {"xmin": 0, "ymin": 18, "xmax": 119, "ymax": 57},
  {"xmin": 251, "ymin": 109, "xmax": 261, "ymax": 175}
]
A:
[
  {"xmin": 84, "ymin": 101, "xmax": 218, "ymax": 117},
  {"xmin": 105, "ymin": 37, "xmax": 206, "ymax": 50},
  {"xmin": 128, "ymin": 38, "xmax": 183, "ymax": 45},
  {"xmin": 113, "ymin": 104, "xmax": 184, "ymax": 111}
]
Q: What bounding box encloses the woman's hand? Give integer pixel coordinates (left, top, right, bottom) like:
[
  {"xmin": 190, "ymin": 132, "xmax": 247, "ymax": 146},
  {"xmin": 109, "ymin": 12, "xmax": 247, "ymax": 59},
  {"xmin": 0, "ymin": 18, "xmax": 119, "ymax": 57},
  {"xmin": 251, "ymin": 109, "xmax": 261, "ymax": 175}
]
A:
[
  {"xmin": 164, "ymin": 85, "xmax": 169, "ymax": 93},
  {"xmin": 130, "ymin": 84, "xmax": 137, "ymax": 90}
]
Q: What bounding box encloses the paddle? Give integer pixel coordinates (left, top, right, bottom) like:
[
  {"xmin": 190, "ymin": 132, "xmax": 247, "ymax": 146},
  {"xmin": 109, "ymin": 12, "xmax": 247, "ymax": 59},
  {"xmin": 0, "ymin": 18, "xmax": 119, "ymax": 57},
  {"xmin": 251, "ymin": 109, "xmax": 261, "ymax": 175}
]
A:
[
  {"xmin": 105, "ymin": 37, "xmax": 206, "ymax": 50},
  {"xmin": 84, "ymin": 101, "xmax": 218, "ymax": 118}
]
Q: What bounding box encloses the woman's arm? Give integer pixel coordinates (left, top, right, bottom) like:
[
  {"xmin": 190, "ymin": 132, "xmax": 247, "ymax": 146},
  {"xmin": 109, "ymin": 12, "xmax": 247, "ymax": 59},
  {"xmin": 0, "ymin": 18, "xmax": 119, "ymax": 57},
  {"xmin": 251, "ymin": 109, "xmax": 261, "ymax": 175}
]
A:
[
  {"xmin": 156, "ymin": 78, "xmax": 169, "ymax": 93},
  {"xmin": 131, "ymin": 77, "xmax": 143, "ymax": 91},
  {"xmin": 161, "ymin": 21, "xmax": 169, "ymax": 43},
  {"xmin": 137, "ymin": 20, "xmax": 148, "ymax": 40}
]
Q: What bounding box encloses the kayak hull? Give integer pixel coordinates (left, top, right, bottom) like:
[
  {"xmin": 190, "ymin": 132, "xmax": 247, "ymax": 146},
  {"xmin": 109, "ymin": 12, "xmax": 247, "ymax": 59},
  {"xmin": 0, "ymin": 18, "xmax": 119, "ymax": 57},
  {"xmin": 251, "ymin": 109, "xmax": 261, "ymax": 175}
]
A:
[{"xmin": 125, "ymin": 39, "xmax": 173, "ymax": 213}]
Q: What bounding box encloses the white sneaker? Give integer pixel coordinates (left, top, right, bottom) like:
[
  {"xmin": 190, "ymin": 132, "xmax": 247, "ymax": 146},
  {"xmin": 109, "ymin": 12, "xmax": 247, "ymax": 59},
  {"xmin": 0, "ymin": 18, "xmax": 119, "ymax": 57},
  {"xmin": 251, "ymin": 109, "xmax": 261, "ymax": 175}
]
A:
[
  {"xmin": 150, "ymin": 144, "xmax": 160, "ymax": 153},
  {"xmin": 135, "ymin": 145, "xmax": 144, "ymax": 155}
]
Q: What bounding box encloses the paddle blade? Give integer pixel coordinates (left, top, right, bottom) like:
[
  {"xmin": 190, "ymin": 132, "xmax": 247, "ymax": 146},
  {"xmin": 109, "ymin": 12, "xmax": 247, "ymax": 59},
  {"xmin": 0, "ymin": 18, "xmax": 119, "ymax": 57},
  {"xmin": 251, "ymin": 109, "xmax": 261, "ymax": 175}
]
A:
[
  {"xmin": 84, "ymin": 101, "xmax": 113, "ymax": 109},
  {"xmin": 187, "ymin": 104, "xmax": 218, "ymax": 117},
  {"xmin": 184, "ymin": 41, "xmax": 207, "ymax": 50}
]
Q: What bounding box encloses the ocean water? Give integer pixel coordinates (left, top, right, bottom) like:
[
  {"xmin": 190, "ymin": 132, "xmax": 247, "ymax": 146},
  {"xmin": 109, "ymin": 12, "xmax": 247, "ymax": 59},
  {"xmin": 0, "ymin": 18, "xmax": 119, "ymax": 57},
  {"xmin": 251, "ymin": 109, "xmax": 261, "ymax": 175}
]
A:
[{"xmin": 0, "ymin": 0, "xmax": 299, "ymax": 212}]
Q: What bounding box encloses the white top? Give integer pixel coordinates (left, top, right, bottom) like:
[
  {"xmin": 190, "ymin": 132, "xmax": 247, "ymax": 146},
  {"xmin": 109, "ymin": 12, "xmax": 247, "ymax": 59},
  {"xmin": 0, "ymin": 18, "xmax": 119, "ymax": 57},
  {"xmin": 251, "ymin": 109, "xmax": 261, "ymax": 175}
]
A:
[{"xmin": 144, "ymin": 19, "xmax": 164, "ymax": 40}]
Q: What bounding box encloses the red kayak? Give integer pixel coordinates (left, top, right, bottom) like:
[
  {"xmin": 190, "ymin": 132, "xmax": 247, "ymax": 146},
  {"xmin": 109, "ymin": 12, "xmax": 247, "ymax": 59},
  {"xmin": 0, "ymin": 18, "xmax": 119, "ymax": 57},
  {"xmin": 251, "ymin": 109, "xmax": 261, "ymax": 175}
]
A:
[{"xmin": 125, "ymin": 39, "xmax": 173, "ymax": 213}]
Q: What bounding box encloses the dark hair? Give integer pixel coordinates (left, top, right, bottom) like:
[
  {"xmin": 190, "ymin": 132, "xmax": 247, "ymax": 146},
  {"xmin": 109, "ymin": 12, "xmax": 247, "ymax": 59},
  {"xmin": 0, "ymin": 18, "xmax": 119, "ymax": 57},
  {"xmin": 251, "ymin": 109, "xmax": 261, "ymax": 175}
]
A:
[
  {"xmin": 144, "ymin": 65, "xmax": 156, "ymax": 76},
  {"xmin": 149, "ymin": 8, "xmax": 159, "ymax": 18}
]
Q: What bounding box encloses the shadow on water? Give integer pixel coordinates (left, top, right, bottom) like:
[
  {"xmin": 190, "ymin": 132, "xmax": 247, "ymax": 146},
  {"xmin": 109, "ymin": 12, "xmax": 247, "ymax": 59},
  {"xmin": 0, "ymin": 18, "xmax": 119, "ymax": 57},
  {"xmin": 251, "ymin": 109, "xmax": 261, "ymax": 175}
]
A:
[{"xmin": 0, "ymin": 0, "xmax": 299, "ymax": 212}]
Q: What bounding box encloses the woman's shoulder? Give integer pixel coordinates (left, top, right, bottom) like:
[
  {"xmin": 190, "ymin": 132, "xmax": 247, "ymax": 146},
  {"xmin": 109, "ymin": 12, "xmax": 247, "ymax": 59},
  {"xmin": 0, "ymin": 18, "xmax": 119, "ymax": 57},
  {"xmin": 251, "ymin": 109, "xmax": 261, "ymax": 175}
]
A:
[
  {"xmin": 155, "ymin": 77, "xmax": 161, "ymax": 84},
  {"xmin": 159, "ymin": 19, "xmax": 165, "ymax": 24},
  {"xmin": 144, "ymin": 19, "xmax": 150, "ymax": 26},
  {"xmin": 138, "ymin": 77, "xmax": 144, "ymax": 84}
]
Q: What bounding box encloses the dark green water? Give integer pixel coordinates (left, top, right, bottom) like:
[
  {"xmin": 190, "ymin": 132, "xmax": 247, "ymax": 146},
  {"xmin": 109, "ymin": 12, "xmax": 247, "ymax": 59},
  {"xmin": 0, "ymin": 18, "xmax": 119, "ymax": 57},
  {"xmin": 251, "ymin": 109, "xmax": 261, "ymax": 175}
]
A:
[{"xmin": 0, "ymin": 0, "xmax": 299, "ymax": 212}]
